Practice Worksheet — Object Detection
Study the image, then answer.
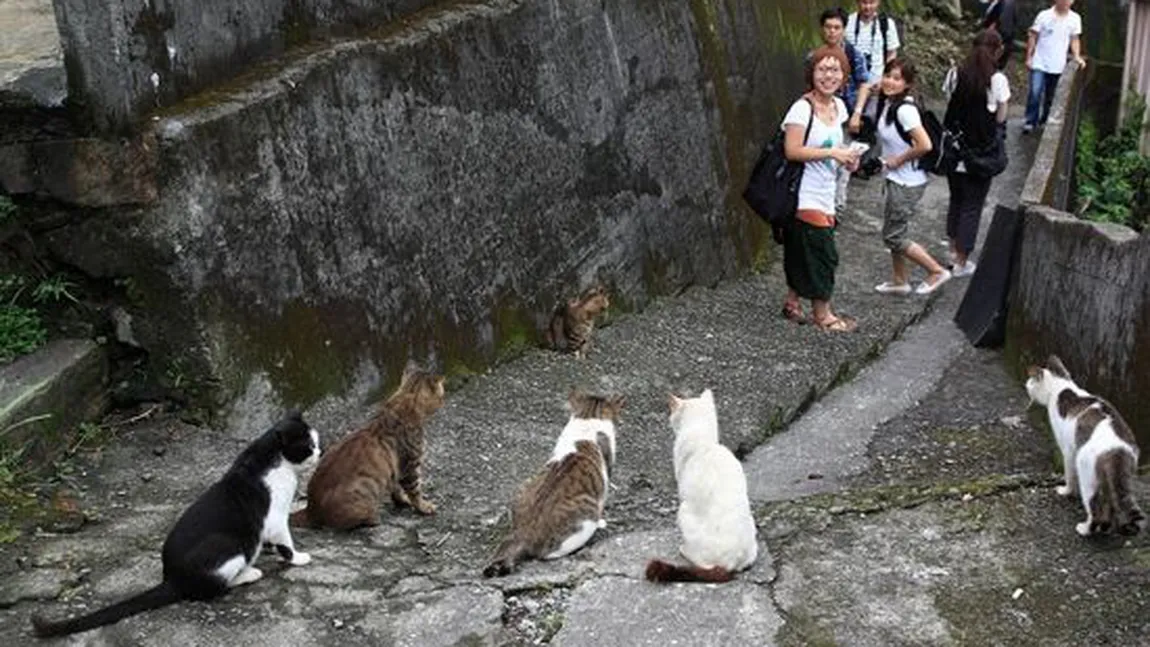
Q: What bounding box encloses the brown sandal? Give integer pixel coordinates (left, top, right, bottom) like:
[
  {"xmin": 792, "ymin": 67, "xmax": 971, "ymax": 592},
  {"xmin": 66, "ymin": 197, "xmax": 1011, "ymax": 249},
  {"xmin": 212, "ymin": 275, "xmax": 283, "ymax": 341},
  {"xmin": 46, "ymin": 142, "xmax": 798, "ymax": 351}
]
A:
[
  {"xmin": 815, "ymin": 315, "xmax": 858, "ymax": 333},
  {"xmin": 782, "ymin": 302, "xmax": 807, "ymax": 324}
]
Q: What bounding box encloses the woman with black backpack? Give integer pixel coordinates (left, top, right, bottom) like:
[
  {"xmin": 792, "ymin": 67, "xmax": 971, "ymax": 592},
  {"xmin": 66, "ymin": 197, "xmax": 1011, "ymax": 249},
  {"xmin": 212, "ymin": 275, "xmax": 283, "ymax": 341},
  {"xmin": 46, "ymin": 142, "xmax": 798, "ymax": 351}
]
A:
[
  {"xmin": 944, "ymin": 30, "xmax": 1011, "ymax": 277},
  {"xmin": 779, "ymin": 45, "xmax": 862, "ymax": 333},
  {"xmin": 871, "ymin": 59, "xmax": 952, "ymax": 297}
]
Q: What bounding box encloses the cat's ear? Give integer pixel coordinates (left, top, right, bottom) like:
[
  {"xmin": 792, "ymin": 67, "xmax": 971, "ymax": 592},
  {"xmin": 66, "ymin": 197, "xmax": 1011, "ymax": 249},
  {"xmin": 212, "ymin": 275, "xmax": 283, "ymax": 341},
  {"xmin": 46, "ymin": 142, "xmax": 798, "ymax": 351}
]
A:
[
  {"xmin": 668, "ymin": 394, "xmax": 683, "ymax": 413},
  {"xmin": 1046, "ymin": 355, "xmax": 1070, "ymax": 379},
  {"xmin": 434, "ymin": 376, "xmax": 446, "ymax": 395},
  {"xmin": 701, "ymin": 389, "xmax": 714, "ymax": 403}
]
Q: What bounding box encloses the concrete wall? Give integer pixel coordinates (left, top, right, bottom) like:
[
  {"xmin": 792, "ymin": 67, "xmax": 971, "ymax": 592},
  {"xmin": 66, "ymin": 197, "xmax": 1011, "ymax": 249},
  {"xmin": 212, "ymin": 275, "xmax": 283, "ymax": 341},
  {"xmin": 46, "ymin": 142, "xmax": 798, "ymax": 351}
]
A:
[
  {"xmin": 39, "ymin": 0, "xmax": 821, "ymax": 427},
  {"xmin": 51, "ymin": 0, "xmax": 440, "ymax": 131},
  {"xmin": 1020, "ymin": 59, "xmax": 1085, "ymax": 210},
  {"xmin": 1006, "ymin": 206, "xmax": 1150, "ymax": 452}
]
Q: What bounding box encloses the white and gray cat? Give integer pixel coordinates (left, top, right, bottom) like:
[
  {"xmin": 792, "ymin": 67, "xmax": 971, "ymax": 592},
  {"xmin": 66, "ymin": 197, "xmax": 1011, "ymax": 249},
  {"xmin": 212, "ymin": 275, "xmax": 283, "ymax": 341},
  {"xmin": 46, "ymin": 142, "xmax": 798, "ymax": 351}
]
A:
[
  {"xmin": 1026, "ymin": 355, "xmax": 1145, "ymax": 537},
  {"xmin": 646, "ymin": 389, "xmax": 758, "ymax": 582}
]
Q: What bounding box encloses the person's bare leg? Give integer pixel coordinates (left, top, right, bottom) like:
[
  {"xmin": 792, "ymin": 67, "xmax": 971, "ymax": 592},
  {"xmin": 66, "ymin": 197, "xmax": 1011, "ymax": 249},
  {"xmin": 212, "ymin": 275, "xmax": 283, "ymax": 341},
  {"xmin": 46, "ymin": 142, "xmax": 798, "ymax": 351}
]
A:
[{"xmin": 903, "ymin": 242, "xmax": 947, "ymax": 284}]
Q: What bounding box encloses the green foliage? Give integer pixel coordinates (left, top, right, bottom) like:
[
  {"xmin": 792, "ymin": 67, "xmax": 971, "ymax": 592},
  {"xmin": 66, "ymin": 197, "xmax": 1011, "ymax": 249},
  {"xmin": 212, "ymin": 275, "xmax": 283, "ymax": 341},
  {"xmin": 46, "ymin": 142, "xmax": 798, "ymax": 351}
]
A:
[
  {"xmin": 32, "ymin": 275, "xmax": 79, "ymax": 304},
  {"xmin": 1076, "ymin": 94, "xmax": 1150, "ymax": 232},
  {"xmin": 0, "ymin": 305, "xmax": 46, "ymax": 364}
]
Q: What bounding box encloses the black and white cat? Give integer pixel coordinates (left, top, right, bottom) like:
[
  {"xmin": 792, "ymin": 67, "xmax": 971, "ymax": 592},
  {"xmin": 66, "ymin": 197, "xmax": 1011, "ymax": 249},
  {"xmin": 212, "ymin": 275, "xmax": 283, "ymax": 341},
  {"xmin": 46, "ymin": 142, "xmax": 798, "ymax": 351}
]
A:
[
  {"xmin": 32, "ymin": 411, "xmax": 321, "ymax": 638},
  {"xmin": 1026, "ymin": 355, "xmax": 1145, "ymax": 537}
]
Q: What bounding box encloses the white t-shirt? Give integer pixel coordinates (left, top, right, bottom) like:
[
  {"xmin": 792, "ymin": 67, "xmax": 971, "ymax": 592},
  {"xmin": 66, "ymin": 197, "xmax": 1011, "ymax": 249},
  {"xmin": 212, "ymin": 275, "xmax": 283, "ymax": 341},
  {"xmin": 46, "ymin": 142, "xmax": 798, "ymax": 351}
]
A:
[
  {"xmin": 1030, "ymin": 8, "xmax": 1082, "ymax": 75},
  {"xmin": 845, "ymin": 13, "xmax": 901, "ymax": 83},
  {"xmin": 985, "ymin": 71, "xmax": 1011, "ymax": 112},
  {"xmin": 783, "ymin": 97, "xmax": 848, "ymax": 214},
  {"xmin": 877, "ymin": 100, "xmax": 928, "ymax": 187}
]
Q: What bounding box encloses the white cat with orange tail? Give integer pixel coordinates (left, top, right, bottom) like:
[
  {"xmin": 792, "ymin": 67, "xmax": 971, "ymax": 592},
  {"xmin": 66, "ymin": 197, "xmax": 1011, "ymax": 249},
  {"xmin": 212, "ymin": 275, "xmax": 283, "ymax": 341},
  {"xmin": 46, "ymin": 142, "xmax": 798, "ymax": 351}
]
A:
[{"xmin": 646, "ymin": 389, "xmax": 757, "ymax": 583}]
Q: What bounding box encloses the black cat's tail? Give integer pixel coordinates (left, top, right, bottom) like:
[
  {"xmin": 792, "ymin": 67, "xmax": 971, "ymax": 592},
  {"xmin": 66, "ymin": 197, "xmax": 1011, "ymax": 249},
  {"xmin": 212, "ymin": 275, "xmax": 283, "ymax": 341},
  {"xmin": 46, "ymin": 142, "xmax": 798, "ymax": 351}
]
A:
[
  {"xmin": 31, "ymin": 581, "xmax": 181, "ymax": 638},
  {"xmin": 482, "ymin": 538, "xmax": 528, "ymax": 578}
]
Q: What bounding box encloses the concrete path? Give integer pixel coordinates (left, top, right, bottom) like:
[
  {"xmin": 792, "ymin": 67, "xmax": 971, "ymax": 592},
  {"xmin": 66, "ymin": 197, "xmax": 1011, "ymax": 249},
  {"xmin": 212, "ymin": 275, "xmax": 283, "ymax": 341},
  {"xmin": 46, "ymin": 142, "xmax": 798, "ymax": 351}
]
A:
[{"xmin": 4, "ymin": 119, "xmax": 1149, "ymax": 646}]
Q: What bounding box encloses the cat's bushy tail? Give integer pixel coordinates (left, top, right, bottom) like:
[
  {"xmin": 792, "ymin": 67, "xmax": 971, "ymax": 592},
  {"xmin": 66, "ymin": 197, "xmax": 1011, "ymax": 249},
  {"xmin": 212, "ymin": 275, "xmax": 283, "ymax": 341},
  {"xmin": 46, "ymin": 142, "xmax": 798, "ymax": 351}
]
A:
[
  {"xmin": 31, "ymin": 581, "xmax": 181, "ymax": 638},
  {"xmin": 482, "ymin": 538, "xmax": 527, "ymax": 578},
  {"xmin": 1103, "ymin": 450, "xmax": 1146, "ymax": 536},
  {"xmin": 644, "ymin": 559, "xmax": 734, "ymax": 584}
]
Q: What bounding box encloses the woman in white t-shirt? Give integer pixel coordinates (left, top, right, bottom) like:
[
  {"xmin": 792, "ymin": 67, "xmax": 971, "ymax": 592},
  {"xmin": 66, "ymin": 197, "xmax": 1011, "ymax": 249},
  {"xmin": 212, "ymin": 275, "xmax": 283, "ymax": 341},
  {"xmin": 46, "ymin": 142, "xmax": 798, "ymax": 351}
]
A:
[
  {"xmin": 780, "ymin": 45, "xmax": 862, "ymax": 333},
  {"xmin": 943, "ymin": 30, "xmax": 1011, "ymax": 276},
  {"xmin": 872, "ymin": 59, "xmax": 951, "ymax": 296}
]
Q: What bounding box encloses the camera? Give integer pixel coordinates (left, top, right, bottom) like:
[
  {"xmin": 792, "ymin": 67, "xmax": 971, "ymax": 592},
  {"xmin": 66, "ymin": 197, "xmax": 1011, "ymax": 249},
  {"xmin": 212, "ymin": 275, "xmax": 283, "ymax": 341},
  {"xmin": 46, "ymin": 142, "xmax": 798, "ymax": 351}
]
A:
[{"xmin": 859, "ymin": 155, "xmax": 884, "ymax": 178}]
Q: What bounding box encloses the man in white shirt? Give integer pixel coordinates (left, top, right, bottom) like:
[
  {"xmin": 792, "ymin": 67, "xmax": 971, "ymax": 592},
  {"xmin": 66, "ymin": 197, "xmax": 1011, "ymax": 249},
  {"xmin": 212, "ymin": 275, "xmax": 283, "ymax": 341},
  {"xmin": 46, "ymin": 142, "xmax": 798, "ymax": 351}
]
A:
[
  {"xmin": 1023, "ymin": 0, "xmax": 1086, "ymax": 133},
  {"xmin": 845, "ymin": 0, "xmax": 900, "ymax": 137}
]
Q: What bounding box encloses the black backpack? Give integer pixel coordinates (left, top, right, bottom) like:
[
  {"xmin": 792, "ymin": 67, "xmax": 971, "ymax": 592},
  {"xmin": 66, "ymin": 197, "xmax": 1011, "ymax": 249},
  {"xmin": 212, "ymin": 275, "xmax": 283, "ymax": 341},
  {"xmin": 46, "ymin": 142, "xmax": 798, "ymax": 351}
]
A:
[
  {"xmin": 742, "ymin": 99, "xmax": 815, "ymax": 243},
  {"xmin": 884, "ymin": 98, "xmax": 962, "ymax": 176}
]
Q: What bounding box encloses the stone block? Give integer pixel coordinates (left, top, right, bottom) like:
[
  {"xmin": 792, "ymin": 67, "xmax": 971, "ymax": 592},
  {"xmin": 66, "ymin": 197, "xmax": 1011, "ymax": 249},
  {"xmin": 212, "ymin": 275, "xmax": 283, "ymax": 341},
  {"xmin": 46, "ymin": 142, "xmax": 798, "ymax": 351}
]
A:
[{"xmin": 0, "ymin": 338, "xmax": 108, "ymax": 463}]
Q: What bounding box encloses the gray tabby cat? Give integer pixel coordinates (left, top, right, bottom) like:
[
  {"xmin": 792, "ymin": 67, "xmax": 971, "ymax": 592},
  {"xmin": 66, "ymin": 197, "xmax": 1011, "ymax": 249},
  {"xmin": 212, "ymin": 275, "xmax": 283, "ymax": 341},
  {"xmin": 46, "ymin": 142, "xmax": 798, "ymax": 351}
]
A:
[
  {"xmin": 1026, "ymin": 355, "xmax": 1145, "ymax": 537},
  {"xmin": 483, "ymin": 390, "xmax": 623, "ymax": 577}
]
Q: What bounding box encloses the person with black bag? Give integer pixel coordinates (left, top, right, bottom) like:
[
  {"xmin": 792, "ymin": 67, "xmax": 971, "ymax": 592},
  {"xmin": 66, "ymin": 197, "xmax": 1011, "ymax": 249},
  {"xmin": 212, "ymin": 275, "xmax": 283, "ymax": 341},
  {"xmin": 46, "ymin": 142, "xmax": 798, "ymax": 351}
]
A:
[
  {"xmin": 943, "ymin": 29, "xmax": 1011, "ymax": 278},
  {"xmin": 779, "ymin": 45, "xmax": 861, "ymax": 333}
]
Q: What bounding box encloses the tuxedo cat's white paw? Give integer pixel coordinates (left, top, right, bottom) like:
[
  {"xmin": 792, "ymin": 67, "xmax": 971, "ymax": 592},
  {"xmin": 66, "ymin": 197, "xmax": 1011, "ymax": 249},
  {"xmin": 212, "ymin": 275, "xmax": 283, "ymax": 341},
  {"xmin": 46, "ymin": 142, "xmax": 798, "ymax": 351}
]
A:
[
  {"xmin": 597, "ymin": 518, "xmax": 607, "ymax": 529},
  {"xmin": 1055, "ymin": 485, "xmax": 1072, "ymax": 496},
  {"xmin": 1075, "ymin": 522, "xmax": 1092, "ymax": 537},
  {"xmin": 231, "ymin": 566, "xmax": 264, "ymax": 587},
  {"xmin": 290, "ymin": 551, "xmax": 312, "ymax": 566}
]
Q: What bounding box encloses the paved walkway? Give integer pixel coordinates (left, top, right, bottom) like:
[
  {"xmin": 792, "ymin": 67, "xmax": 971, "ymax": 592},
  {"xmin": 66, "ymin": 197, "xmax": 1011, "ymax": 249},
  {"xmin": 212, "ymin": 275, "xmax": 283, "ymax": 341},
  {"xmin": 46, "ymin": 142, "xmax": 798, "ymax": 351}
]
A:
[{"xmin": 3, "ymin": 118, "xmax": 1148, "ymax": 646}]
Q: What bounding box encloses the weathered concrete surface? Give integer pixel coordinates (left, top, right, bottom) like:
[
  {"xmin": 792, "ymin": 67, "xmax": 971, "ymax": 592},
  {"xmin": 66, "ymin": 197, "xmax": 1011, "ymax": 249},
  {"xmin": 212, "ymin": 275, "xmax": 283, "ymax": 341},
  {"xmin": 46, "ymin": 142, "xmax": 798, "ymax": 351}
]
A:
[
  {"xmin": 50, "ymin": 0, "xmax": 442, "ymax": 131},
  {"xmin": 38, "ymin": 0, "xmax": 845, "ymax": 428},
  {"xmin": 0, "ymin": 0, "xmax": 65, "ymax": 109},
  {"xmin": 0, "ymin": 338, "xmax": 107, "ymax": 461},
  {"xmin": 1019, "ymin": 59, "xmax": 1084, "ymax": 210},
  {"xmin": 0, "ymin": 115, "xmax": 1096, "ymax": 647},
  {"xmin": 0, "ymin": 135, "xmax": 158, "ymax": 205},
  {"xmin": 1006, "ymin": 206, "xmax": 1150, "ymax": 453}
]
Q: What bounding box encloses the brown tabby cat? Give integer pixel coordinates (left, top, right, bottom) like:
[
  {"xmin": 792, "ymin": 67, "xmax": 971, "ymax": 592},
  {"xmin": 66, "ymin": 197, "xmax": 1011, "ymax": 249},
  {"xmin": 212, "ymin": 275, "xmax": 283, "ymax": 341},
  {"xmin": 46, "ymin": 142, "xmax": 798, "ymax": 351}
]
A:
[
  {"xmin": 482, "ymin": 390, "xmax": 624, "ymax": 577},
  {"xmin": 290, "ymin": 362, "xmax": 445, "ymax": 530},
  {"xmin": 545, "ymin": 285, "xmax": 610, "ymax": 359}
]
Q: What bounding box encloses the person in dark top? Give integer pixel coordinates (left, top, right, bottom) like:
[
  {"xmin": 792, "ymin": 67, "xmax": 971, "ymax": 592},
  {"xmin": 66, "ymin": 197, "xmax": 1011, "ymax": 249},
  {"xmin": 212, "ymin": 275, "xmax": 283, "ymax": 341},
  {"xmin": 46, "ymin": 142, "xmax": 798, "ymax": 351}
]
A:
[
  {"xmin": 981, "ymin": 0, "xmax": 1019, "ymax": 69},
  {"xmin": 943, "ymin": 30, "xmax": 1011, "ymax": 276}
]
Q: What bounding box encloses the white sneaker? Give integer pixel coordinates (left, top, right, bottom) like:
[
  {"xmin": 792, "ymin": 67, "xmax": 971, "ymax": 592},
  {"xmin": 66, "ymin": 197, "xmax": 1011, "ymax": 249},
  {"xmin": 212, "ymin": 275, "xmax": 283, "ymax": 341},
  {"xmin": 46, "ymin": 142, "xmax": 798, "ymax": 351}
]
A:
[
  {"xmin": 952, "ymin": 261, "xmax": 977, "ymax": 278},
  {"xmin": 875, "ymin": 282, "xmax": 913, "ymax": 295},
  {"xmin": 915, "ymin": 270, "xmax": 952, "ymax": 295}
]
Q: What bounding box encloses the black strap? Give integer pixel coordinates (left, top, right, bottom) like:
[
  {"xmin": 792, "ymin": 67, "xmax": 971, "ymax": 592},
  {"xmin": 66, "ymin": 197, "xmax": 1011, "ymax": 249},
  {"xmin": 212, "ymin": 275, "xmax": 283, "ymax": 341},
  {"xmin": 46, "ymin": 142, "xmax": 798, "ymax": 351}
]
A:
[
  {"xmin": 854, "ymin": 13, "xmax": 890, "ymax": 72},
  {"xmin": 801, "ymin": 97, "xmax": 815, "ymax": 146}
]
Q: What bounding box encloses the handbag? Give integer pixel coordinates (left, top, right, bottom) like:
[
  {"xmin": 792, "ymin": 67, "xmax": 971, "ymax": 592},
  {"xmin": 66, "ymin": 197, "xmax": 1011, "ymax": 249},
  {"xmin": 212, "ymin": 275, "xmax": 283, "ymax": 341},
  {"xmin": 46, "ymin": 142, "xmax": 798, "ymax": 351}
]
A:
[
  {"xmin": 963, "ymin": 123, "xmax": 1008, "ymax": 178},
  {"xmin": 742, "ymin": 98, "xmax": 815, "ymax": 244}
]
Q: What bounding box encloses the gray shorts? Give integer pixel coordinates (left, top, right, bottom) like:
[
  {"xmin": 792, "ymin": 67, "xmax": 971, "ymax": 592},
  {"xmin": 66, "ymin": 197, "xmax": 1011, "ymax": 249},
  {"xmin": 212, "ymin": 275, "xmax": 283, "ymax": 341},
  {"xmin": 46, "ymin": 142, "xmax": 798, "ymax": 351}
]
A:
[{"xmin": 882, "ymin": 180, "xmax": 926, "ymax": 253}]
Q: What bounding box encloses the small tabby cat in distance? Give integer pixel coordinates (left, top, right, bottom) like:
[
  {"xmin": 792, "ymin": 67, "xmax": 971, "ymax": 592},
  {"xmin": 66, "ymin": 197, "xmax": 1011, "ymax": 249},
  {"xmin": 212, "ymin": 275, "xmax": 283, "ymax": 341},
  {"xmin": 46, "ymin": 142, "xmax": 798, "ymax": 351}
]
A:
[
  {"xmin": 1026, "ymin": 355, "xmax": 1145, "ymax": 537},
  {"xmin": 545, "ymin": 285, "xmax": 610, "ymax": 359},
  {"xmin": 483, "ymin": 390, "xmax": 624, "ymax": 577},
  {"xmin": 291, "ymin": 362, "xmax": 445, "ymax": 530},
  {"xmin": 646, "ymin": 389, "xmax": 758, "ymax": 583},
  {"xmin": 32, "ymin": 412, "xmax": 320, "ymax": 638}
]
